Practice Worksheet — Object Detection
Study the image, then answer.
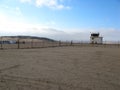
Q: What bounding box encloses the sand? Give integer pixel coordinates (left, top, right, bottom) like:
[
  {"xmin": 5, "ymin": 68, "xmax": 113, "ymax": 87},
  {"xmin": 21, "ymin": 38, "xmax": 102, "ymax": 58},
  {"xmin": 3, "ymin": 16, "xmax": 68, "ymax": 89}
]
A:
[{"xmin": 0, "ymin": 46, "xmax": 120, "ymax": 90}]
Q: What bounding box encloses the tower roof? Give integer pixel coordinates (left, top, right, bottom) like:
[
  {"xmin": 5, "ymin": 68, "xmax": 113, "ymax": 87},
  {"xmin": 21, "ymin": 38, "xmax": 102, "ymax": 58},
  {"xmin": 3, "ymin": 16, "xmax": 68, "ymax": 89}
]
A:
[{"xmin": 91, "ymin": 33, "xmax": 99, "ymax": 37}]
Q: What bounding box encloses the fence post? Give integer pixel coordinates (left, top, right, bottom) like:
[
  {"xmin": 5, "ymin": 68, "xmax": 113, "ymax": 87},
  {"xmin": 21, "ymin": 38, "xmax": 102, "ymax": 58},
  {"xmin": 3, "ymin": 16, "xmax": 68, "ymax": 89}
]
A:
[
  {"xmin": 0, "ymin": 42, "xmax": 2, "ymax": 49},
  {"xmin": 118, "ymin": 41, "xmax": 119, "ymax": 48},
  {"xmin": 70, "ymin": 40, "xmax": 73, "ymax": 46},
  {"xmin": 42, "ymin": 41, "xmax": 44, "ymax": 48},
  {"xmin": 59, "ymin": 40, "xmax": 61, "ymax": 46},
  {"xmin": 18, "ymin": 39, "xmax": 20, "ymax": 49},
  {"xmin": 104, "ymin": 41, "xmax": 106, "ymax": 48},
  {"xmin": 1, "ymin": 37, "xmax": 3, "ymax": 49},
  {"xmin": 66, "ymin": 41, "xmax": 68, "ymax": 46},
  {"xmin": 81, "ymin": 41, "xmax": 83, "ymax": 47},
  {"xmin": 118, "ymin": 41, "xmax": 120, "ymax": 47},
  {"xmin": 31, "ymin": 39, "xmax": 33, "ymax": 48},
  {"xmin": 52, "ymin": 41, "xmax": 54, "ymax": 47}
]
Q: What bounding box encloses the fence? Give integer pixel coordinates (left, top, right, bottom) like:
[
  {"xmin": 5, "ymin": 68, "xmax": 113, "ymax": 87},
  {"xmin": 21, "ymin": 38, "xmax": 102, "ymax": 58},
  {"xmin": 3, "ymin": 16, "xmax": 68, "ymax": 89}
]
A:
[{"xmin": 0, "ymin": 40, "xmax": 120, "ymax": 49}]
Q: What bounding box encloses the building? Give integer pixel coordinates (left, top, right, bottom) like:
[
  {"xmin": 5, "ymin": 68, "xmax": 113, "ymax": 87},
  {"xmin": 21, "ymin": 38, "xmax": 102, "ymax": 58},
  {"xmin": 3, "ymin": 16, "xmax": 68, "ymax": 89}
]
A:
[{"xmin": 90, "ymin": 33, "xmax": 103, "ymax": 44}]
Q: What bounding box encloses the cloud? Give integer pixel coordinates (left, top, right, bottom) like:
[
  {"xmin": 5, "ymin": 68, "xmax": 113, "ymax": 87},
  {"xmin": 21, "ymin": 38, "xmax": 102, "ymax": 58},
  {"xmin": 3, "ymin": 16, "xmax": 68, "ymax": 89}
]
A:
[
  {"xmin": 19, "ymin": 0, "xmax": 32, "ymax": 3},
  {"xmin": 19, "ymin": 0, "xmax": 70, "ymax": 10},
  {"xmin": 35, "ymin": 0, "xmax": 69, "ymax": 9}
]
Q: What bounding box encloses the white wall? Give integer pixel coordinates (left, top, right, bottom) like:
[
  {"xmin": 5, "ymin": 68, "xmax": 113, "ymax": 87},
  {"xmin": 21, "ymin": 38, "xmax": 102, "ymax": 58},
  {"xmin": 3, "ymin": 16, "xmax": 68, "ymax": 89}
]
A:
[{"xmin": 90, "ymin": 37, "xmax": 103, "ymax": 44}]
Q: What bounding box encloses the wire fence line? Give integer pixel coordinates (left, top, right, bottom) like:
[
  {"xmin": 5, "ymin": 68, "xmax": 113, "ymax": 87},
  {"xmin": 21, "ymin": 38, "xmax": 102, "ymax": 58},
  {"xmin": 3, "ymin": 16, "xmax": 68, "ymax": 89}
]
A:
[{"xmin": 0, "ymin": 40, "xmax": 120, "ymax": 49}]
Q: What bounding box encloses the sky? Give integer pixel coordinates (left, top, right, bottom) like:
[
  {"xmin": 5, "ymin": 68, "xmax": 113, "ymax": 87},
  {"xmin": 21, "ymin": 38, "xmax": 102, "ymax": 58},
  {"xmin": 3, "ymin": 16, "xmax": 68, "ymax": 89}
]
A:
[{"xmin": 0, "ymin": 0, "xmax": 120, "ymax": 41}]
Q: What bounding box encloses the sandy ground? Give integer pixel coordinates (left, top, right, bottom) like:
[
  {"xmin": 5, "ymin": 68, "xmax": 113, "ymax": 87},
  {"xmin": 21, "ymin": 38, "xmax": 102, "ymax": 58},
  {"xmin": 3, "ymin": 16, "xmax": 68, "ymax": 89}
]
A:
[{"xmin": 0, "ymin": 46, "xmax": 120, "ymax": 90}]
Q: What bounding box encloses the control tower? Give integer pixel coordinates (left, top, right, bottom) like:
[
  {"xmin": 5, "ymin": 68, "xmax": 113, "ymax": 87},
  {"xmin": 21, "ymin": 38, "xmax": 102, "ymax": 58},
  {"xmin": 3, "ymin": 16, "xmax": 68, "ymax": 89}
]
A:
[{"xmin": 90, "ymin": 33, "xmax": 103, "ymax": 44}]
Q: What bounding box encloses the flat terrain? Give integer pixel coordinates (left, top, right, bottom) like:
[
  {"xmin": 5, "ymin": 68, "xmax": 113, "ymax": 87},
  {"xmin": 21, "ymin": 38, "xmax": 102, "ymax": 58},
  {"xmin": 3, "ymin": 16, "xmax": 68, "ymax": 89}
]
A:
[{"xmin": 0, "ymin": 46, "xmax": 120, "ymax": 90}]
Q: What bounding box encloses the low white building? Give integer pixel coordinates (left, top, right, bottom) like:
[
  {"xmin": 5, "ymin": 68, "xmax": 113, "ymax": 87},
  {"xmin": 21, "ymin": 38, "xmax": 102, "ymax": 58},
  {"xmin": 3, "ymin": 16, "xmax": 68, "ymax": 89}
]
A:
[{"xmin": 90, "ymin": 33, "xmax": 103, "ymax": 44}]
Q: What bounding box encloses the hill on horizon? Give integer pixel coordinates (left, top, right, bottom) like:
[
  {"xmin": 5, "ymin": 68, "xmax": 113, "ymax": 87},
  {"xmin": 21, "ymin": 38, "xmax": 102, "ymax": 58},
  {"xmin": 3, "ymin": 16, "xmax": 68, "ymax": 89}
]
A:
[{"xmin": 0, "ymin": 36, "xmax": 56, "ymax": 42}]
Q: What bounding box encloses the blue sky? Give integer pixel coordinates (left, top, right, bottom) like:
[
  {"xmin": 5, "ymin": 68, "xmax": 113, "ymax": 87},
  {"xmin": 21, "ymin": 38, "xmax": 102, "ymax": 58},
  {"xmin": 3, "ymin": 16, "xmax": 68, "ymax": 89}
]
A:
[{"xmin": 0, "ymin": 0, "xmax": 120, "ymax": 41}]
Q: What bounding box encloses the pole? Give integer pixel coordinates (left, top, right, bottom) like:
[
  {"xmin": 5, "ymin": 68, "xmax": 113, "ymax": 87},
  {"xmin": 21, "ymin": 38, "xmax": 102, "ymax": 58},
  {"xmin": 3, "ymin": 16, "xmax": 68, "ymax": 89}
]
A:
[
  {"xmin": 18, "ymin": 38, "xmax": 20, "ymax": 49},
  {"xmin": 31, "ymin": 39, "xmax": 33, "ymax": 48},
  {"xmin": 1, "ymin": 37, "xmax": 3, "ymax": 49},
  {"xmin": 70, "ymin": 40, "xmax": 73, "ymax": 46},
  {"xmin": 118, "ymin": 41, "xmax": 119, "ymax": 48},
  {"xmin": 59, "ymin": 40, "xmax": 61, "ymax": 46}
]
